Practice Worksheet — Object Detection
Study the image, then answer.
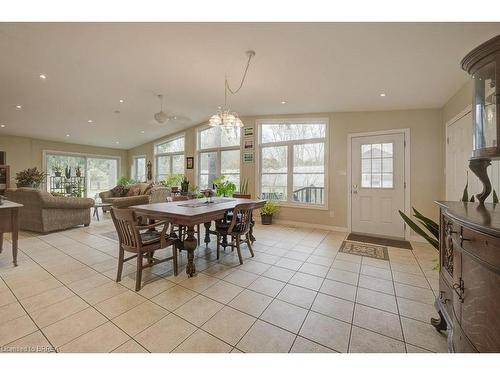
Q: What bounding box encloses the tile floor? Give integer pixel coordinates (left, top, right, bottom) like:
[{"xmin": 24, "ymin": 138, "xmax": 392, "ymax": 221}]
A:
[{"xmin": 0, "ymin": 215, "xmax": 448, "ymax": 353}]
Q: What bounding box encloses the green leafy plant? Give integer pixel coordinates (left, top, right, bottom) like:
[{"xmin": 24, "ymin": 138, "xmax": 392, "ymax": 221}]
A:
[
  {"xmin": 181, "ymin": 176, "xmax": 190, "ymax": 192},
  {"xmin": 160, "ymin": 173, "xmax": 184, "ymax": 188},
  {"xmin": 53, "ymin": 163, "xmax": 63, "ymax": 175},
  {"xmin": 461, "ymin": 175, "xmax": 499, "ymax": 203},
  {"xmin": 261, "ymin": 200, "xmax": 280, "ymax": 216},
  {"xmin": 213, "ymin": 175, "xmax": 237, "ymax": 197},
  {"xmin": 15, "ymin": 167, "xmax": 47, "ymax": 188},
  {"xmin": 239, "ymin": 178, "xmax": 249, "ymax": 194},
  {"xmin": 399, "ymin": 208, "xmax": 438, "ymax": 250},
  {"xmin": 117, "ymin": 176, "xmax": 137, "ymax": 186}
]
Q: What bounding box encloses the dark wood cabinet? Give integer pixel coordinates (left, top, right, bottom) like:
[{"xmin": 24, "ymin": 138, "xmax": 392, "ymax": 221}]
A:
[{"xmin": 433, "ymin": 201, "xmax": 500, "ymax": 352}]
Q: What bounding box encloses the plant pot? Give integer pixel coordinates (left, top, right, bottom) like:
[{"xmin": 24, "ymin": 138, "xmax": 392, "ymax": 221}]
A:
[{"xmin": 261, "ymin": 214, "xmax": 273, "ymax": 225}]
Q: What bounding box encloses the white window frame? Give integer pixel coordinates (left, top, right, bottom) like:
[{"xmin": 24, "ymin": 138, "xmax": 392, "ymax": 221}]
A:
[
  {"xmin": 255, "ymin": 118, "xmax": 329, "ymax": 210},
  {"xmin": 196, "ymin": 124, "xmax": 242, "ymax": 189},
  {"xmin": 131, "ymin": 155, "xmax": 146, "ymax": 182},
  {"xmin": 154, "ymin": 134, "xmax": 185, "ymax": 182},
  {"xmin": 42, "ymin": 150, "xmax": 121, "ymax": 198}
]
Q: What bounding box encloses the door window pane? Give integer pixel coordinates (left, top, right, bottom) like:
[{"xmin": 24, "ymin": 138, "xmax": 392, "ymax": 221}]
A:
[
  {"xmin": 87, "ymin": 158, "xmax": 118, "ymax": 198},
  {"xmin": 360, "ymin": 142, "xmax": 393, "ymax": 188}
]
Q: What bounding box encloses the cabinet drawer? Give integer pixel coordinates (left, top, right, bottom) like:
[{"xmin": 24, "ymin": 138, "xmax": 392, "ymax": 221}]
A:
[
  {"xmin": 460, "ymin": 226, "xmax": 500, "ymax": 270},
  {"xmin": 438, "ymin": 274, "xmax": 453, "ymax": 320}
]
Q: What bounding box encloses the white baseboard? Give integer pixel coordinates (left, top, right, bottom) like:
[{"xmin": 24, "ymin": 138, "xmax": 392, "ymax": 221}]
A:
[{"xmin": 272, "ymin": 219, "xmax": 348, "ymax": 233}]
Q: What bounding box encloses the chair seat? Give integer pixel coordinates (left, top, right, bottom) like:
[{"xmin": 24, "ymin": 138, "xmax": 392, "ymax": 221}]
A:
[{"xmin": 140, "ymin": 230, "xmax": 161, "ymax": 244}]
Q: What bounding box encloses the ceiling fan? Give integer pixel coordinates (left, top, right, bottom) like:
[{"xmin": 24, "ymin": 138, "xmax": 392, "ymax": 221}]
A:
[{"xmin": 152, "ymin": 94, "xmax": 190, "ymax": 124}]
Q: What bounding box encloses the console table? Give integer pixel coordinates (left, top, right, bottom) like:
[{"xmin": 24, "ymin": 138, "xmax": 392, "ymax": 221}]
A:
[
  {"xmin": 0, "ymin": 199, "xmax": 23, "ymax": 266},
  {"xmin": 432, "ymin": 201, "xmax": 500, "ymax": 352}
]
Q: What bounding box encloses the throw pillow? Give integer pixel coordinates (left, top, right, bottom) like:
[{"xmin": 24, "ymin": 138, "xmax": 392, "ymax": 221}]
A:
[
  {"xmin": 126, "ymin": 187, "xmax": 140, "ymax": 196},
  {"xmin": 143, "ymin": 183, "xmax": 154, "ymax": 195},
  {"xmin": 120, "ymin": 187, "xmax": 130, "ymax": 197},
  {"xmin": 110, "ymin": 185, "xmax": 125, "ymax": 197}
]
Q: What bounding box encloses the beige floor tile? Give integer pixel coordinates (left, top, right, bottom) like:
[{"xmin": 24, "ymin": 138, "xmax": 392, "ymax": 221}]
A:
[
  {"xmin": 394, "ymin": 283, "xmax": 436, "ymax": 304},
  {"xmin": 79, "ymin": 282, "xmax": 128, "ymax": 305},
  {"xmin": 94, "ymin": 290, "xmax": 146, "ymax": 319},
  {"xmin": 247, "ymin": 276, "xmax": 285, "ymax": 297},
  {"xmin": 299, "ymin": 262, "xmax": 329, "ymax": 278},
  {"xmin": 20, "ymin": 286, "xmax": 75, "ymax": 313},
  {"xmin": 202, "ymin": 306, "xmax": 256, "ymax": 345},
  {"xmin": 290, "ymin": 336, "xmax": 335, "ymax": 353},
  {"xmin": 10, "ymin": 277, "xmax": 62, "ymax": 300},
  {"xmin": 335, "ymin": 253, "xmax": 362, "ymax": 264},
  {"xmin": 67, "ymin": 273, "xmax": 111, "ymax": 294},
  {"xmin": 137, "ymin": 277, "xmax": 177, "ymax": 298},
  {"xmin": 283, "ymin": 251, "xmax": 310, "ymax": 262},
  {"xmin": 299, "ymin": 311, "xmax": 351, "ymax": 352},
  {"xmin": 332, "ymin": 259, "xmax": 361, "ymax": 273},
  {"xmin": 390, "ymin": 262, "xmax": 424, "ymax": 275},
  {"xmin": 401, "ymin": 317, "xmax": 447, "ymax": 353},
  {"xmin": 176, "ymin": 273, "xmax": 218, "ymax": 293},
  {"xmin": 173, "ymin": 329, "xmax": 232, "ymax": 352},
  {"xmin": 277, "ymin": 284, "xmax": 317, "ymax": 309},
  {"xmin": 151, "ymin": 285, "xmax": 197, "ymax": 311},
  {"xmin": 0, "ymin": 302, "xmax": 26, "ymax": 325},
  {"xmin": 290, "ymin": 272, "xmax": 324, "ymax": 291},
  {"xmin": 202, "ymin": 263, "xmax": 237, "ymax": 279},
  {"xmin": 349, "ymin": 326, "xmax": 405, "ymax": 353},
  {"xmin": 175, "ymin": 294, "xmax": 223, "ymax": 326},
  {"xmin": 112, "ymin": 301, "xmax": 169, "ymax": 336},
  {"xmin": 392, "ymin": 271, "xmax": 430, "ymax": 289},
  {"xmin": 135, "ymin": 314, "xmax": 196, "ymax": 352},
  {"xmin": 56, "ymin": 267, "xmax": 101, "ymax": 284},
  {"xmin": 0, "ymin": 315, "xmax": 38, "ymax": 346},
  {"xmin": 59, "ymin": 321, "xmax": 129, "ymax": 352},
  {"xmin": 238, "ymin": 260, "xmax": 271, "ymax": 275},
  {"xmin": 274, "ymin": 257, "xmax": 303, "ymax": 271},
  {"xmin": 356, "ymin": 287, "xmax": 398, "ymax": 313},
  {"xmin": 360, "ymin": 264, "xmax": 393, "ymax": 281},
  {"xmin": 353, "ymin": 304, "xmax": 403, "ymax": 340},
  {"xmin": 262, "ymin": 266, "xmax": 295, "ymax": 282},
  {"xmin": 30, "ymin": 295, "xmax": 89, "ymax": 328},
  {"xmin": 112, "ymin": 339, "xmax": 148, "ymax": 353},
  {"xmin": 319, "ymin": 279, "xmax": 356, "ymax": 301},
  {"xmin": 223, "ymin": 269, "xmax": 259, "ymax": 287},
  {"xmin": 311, "ymin": 292, "xmax": 354, "ymax": 323},
  {"xmin": 361, "ymin": 257, "xmax": 391, "ymax": 270},
  {"xmin": 237, "ymin": 320, "xmax": 296, "ymax": 353},
  {"xmin": 261, "ymin": 299, "xmax": 308, "ymax": 333},
  {"xmin": 201, "ymin": 280, "xmax": 243, "ymax": 304},
  {"xmin": 42, "ymin": 307, "xmax": 107, "ymax": 347},
  {"xmin": 228, "ymin": 289, "xmax": 273, "ymax": 317},
  {"xmin": 250, "ymin": 253, "xmax": 280, "ymax": 265},
  {"xmin": 397, "ymin": 297, "xmax": 438, "ymax": 323},
  {"xmin": 306, "ymin": 255, "xmax": 334, "ymax": 267},
  {"xmin": 325, "ymin": 268, "xmax": 359, "ymax": 285},
  {"xmin": 406, "ymin": 343, "xmax": 432, "ymax": 353},
  {"xmin": 358, "ymin": 274, "xmax": 395, "ymax": 295},
  {"xmin": 4, "ymin": 330, "xmax": 54, "ymax": 352}
]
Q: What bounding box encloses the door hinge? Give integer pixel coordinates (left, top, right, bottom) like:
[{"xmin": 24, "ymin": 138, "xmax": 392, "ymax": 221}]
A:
[{"xmin": 447, "ymin": 137, "xmax": 450, "ymax": 145}]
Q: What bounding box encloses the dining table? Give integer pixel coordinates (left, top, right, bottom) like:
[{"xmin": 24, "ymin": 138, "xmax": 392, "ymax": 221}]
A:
[
  {"xmin": 0, "ymin": 199, "xmax": 23, "ymax": 266},
  {"xmin": 132, "ymin": 197, "xmax": 265, "ymax": 276}
]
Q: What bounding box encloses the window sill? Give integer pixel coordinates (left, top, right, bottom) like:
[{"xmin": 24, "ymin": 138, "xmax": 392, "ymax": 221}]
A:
[{"xmin": 271, "ymin": 202, "xmax": 329, "ymax": 211}]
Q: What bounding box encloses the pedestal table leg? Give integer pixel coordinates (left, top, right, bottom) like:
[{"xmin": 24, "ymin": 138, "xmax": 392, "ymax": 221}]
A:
[{"xmin": 184, "ymin": 225, "xmax": 198, "ymax": 277}]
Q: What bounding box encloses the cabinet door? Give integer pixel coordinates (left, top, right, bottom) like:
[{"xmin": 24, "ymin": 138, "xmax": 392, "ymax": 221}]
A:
[{"xmin": 460, "ymin": 250, "xmax": 500, "ymax": 352}]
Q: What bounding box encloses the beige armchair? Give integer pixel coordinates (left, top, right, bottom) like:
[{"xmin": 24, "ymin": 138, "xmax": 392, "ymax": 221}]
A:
[{"xmin": 5, "ymin": 188, "xmax": 94, "ymax": 233}]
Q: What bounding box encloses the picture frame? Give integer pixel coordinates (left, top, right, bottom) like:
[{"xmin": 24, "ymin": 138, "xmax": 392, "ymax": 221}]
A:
[
  {"xmin": 244, "ymin": 127, "xmax": 254, "ymax": 137},
  {"xmin": 243, "ymin": 152, "xmax": 254, "ymax": 163},
  {"xmin": 186, "ymin": 156, "xmax": 194, "ymax": 169},
  {"xmin": 244, "ymin": 139, "xmax": 254, "ymax": 150}
]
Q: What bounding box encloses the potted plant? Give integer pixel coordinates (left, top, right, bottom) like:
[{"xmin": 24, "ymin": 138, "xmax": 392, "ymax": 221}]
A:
[
  {"xmin": 64, "ymin": 165, "xmax": 71, "ymax": 179},
  {"xmin": 181, "ymin": 176, "xmax": 190, "ymax": 193},
  {"xmin": 213, "ymin": 175, "xmax": 237, "ymax": 197},
  {"xmin": 160, "ymin": 173, "xmax": 184, "ymax": 191},
  {"xmin": 260, "ymin": 200, "xmax": 280, "ymax": 225},
  {"xmin": 75, "ymin": 165, "xmax": 82, "ymax": 177},
  {"xmin": 15, "ymin": 167, "xmax": 47, "ymax": 188},
  {"xmin": 53, "ymin": 164, "xmax": 63, "ymax": 177}
]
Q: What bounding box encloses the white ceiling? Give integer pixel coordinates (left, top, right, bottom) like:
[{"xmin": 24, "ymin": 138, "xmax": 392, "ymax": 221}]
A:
[{"xmin": 0, "ymin": 23, "xmax": 499, "ymax": 149}]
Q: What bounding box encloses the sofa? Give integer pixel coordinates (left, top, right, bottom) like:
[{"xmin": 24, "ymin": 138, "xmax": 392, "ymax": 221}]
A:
[
  {"xmin": 5, "ymin": 188, "xmax": 95, "ymax": 233},
  {"xmin": 99, "ymin": 183, "xmax": 170, "ymax": 212}
]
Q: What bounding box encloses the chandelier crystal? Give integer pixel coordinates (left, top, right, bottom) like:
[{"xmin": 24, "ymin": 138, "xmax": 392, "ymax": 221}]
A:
[{"xmin": 210, "ymin": 50, "xmax": 255, "ymax": 130}]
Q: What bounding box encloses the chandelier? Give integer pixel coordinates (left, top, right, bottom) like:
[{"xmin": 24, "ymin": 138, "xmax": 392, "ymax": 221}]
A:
[{"xmin": 209, "ymin": 50, "xmax": 255, "ymax": 129}]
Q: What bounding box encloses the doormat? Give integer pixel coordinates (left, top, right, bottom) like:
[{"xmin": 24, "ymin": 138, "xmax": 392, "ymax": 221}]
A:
[
  {"xmin": 101, "ymin": 231, "xmax": 119, "ymax": 242},
  {"xmin": 346, "ymin": 233, "xmax": 413, "ymax": 250},
  {"xmin": 339, "ymin": 241, "xmax": 389, "ymax": 261}
]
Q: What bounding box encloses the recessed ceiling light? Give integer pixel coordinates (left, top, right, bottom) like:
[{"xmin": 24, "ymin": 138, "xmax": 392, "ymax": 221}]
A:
[
  {"xmin": 15, "ymin": 104, "xmax": 22, "ymax": 109},
  {"xmin": 87, "ymin": 119, "xmax": 93, "ymax": 124},
  {"xmin": 119, "ymin": 99, "xmax": 124, "ymax": 103},
  {"xmin": 115, "ymin": 141, "xmax": 120, "ymax": 144},
  {"xmin": 140, "ymin": 130, "xmax": 145, "ymax": 134},
  {"xmin": 39, "ymin": 74, "xmax": 47, "ymax": 80},
  {"xmin": 380, "ymin": 93, "xmax": 386, "ymax": 97},
  {"xmin": 0, "ymin": 124, "xmax": 6, "ymax": 128},
  {"xmin": 281, "ymin": 101, "xmax": 287, "ymax": 104},
  {"xmin": 66, "ymin": 134, "xmax": 70, "ymax": 137}
]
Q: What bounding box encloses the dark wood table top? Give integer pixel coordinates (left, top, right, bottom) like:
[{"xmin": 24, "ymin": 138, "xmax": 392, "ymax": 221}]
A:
[
  {"xmin": 436, "ymin": 201, "xmax": 500, "ymax": 237},
  {"xmin": 132, "ymin": 198, "xmax": 266, "ymax": 226}
]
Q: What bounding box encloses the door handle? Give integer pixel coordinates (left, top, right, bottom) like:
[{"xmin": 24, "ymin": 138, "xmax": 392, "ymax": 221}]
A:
[{"xmin": 352, "ymin": 184, "xmax": 358, "ymax": 195}]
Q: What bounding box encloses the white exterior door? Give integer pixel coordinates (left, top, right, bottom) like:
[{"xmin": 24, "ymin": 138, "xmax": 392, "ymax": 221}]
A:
[{"xmin": 351, "ymin": 132, "xmax": 406, "ymax": 239}]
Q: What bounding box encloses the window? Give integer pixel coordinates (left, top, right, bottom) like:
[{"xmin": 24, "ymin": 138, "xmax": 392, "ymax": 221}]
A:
[
  {"xmin": 155, "ymin": 136, "xmax": 185, "ymax": 181},
  {"xmin": 361, "ymin": 143, "xmax": 393, "ymax": 188},
  {"xmin": 197, "ymin": 126, "xmax": 240, "ymax": 189},
  {"xmin": 132, "ymin": 156, "xmax": 146, "ymax": 182},
  {"xmin": 258, "ymin": 120, "xmax": 327, "ymax": 206},
  {"xmin": 45, "ymin": 152, "xmax": 119, "ymax": 198}
]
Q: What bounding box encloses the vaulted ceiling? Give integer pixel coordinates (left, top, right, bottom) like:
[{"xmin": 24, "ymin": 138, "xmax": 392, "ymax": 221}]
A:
[{"xmin": 0, "ymin": 23, "xmax": 499, "ymax": 149}]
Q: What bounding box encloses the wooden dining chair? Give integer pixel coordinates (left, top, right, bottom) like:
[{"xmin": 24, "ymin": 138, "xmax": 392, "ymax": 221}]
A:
[
  {"xmin": 170, "ymin": 195, "xmax": 201, "ymax": 246},
  {"xmin": 111, "ymin": 207, "xmax": 178, "ymax": 291},
  {"xmin": 215, "ymin": 202, "xmax": 256, "ymax": 264}
]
